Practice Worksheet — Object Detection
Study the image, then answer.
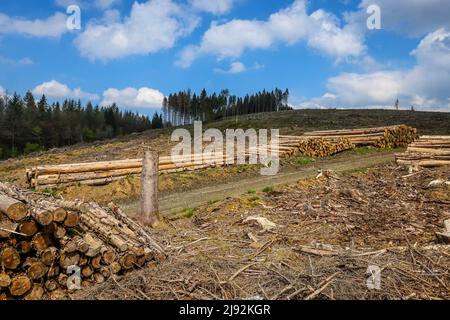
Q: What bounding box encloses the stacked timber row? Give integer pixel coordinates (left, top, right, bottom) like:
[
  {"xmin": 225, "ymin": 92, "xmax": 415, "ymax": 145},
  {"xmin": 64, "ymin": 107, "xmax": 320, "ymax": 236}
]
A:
[
  {"xmin": 26, "ymin": 154, "xmax": 237, "ymax": 188},
  {"xmin": 27, "ymin": 140, "xmax": 296, "ymax": 188},
  {"xmin": 0, "ymin": 182, "xmax": 165, "ymax": 300},
  {"xmin": 396, "ymin": 136, "xmax": 450, "ymax": 168},
  {"xmin": 301, "ymin": 125, "xmax": 418, "ymax": 148},
  {"xmin": 278, "ymin": 125, "xmax": 418, "ymax": 157}
]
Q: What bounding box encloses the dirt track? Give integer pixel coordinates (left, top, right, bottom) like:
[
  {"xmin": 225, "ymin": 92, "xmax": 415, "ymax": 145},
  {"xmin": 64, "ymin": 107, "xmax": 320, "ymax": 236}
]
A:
[{"xmin": 122, "ymin": 152, "xmax": 396, "ymax": 215}]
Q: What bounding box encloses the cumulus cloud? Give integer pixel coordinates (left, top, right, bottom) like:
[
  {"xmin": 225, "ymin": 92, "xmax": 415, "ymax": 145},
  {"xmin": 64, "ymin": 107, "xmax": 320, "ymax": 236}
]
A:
[
  {"xmin": 74, "ymin": 0, "xmax": 199, "ymax": 61},
  {"xmin": 0, "ymin": 86, "xmax": 5, "ymax": 96},
  {"xmin": 189, "ymin": 0, "xmax": 235, "ymax": 15},
  {"xmin": 214, "ymin": 61, "xmax": 247, "ymax": 74},
  {"xmin": 0, "ymin": 12, "xmax": 67, "ymax": 38},
  {"xmin": 32, "ymin": 80, "xmax": 99, "ymax": 101},
  {"xmin": 177, "ymin": 0, "xmax": 365, "ymax": 67},
  {"xmin": 301, "ymin": 29, "xmax": 450, "ymax": 111},
  {"xmin": 102, "ymin": 87, "xmax": 165, "ymax": 108}
]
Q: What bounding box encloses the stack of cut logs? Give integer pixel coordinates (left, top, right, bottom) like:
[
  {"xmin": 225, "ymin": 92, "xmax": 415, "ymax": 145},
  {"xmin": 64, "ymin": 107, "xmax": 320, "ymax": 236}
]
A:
[
  {"xmin": 26, "ymin": 125, "xmax": 418, "ymax": 188},
  {"xmin": 300, "ymin": 125, "xmax": 418, "ymax": 148},
  {"xmin": 279, "ymin": 125, "xmax": 418, "ymax": 158},
  {"xmin": 396, "ymin": 136, "xmax": 450, "ymax": 168},
  {"xmin": 27, "ymin": 144, "xmax": 295, "ymax": 188},
  {"xmin": 0, "ymin": 182, "xmax": 164, "ymax": 300}
]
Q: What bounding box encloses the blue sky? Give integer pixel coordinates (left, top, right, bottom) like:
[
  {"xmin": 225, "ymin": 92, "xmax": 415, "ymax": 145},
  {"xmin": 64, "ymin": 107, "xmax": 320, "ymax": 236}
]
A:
[{"xmin": 1, "ymin": 0, "xmax": 450, "ymax": 115}]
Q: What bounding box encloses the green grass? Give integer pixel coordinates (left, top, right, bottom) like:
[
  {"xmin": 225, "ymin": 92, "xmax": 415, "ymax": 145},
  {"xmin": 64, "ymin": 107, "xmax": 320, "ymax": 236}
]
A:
[
  {"xmin": 291, "ymin": 156, "xmax": 316, "ymax": 166},
  {"xmin": 247, "ymin": 189, "xmax": 256, "ymax": 194},
  {"xmin": 170, "ymin": 207, "xmax": 195, "ymax": 218},
  {"xmin": 262, "ymin": 186, "xmax": 274, "ymax": 193}
]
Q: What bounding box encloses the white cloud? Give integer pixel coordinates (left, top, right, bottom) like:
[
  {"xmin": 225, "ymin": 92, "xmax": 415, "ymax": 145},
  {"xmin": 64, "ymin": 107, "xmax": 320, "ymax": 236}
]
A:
[
  {"xmin": 0, "ymin": 86, "xmax": 5, "ymax": 96},
  {"xmin": 214, "ymin": 61, "xmax": 246, "ymax": 74},
  {"xmin": 102, "ymin": 87, "xmax": 165, "ymax": 108},
  {"xmin": 177, "ymin": 0, "xmax": 365, "ymax": 67},
  {"xmin": 0, "ymin": 12, "xmax": 67, "ymax": 38},
  {"xmin": 0, "ymin": 56, "xmax": 34, "ymax": 66},
  {"xmin": 74, "ymin": 0, "xmax": 199, "ymax": 61},
  {"xmin": 302, "ymin": 29, "xmax": 450, "ymax": 111},
  {"xmin": 32, "ymin": 80, "xmax": 99, "ymax": 101},
  {"xmin": 189, "ymin": 0, "xmax": 235, "ymax": 15},
  {"xmin": 55, "ymin": 0, "xmax": 120, "ymax": 10}
]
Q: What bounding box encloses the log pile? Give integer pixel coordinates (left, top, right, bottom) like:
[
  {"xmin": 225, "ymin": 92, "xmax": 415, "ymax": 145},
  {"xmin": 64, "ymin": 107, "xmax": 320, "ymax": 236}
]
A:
[
  {"xmin": 296, "ymin": 137, "xmax": 354, "ymax": 158},
  {"xmin": 27, "ymin": 142, "xmax": 296, "ymax": 188},
  {"xmin": 26, "ymin": 154, "xmax": 236, "ymax": 188},
  {"xmin": 0, "ymin": 182, "xmax": 164, "ymax": 300},
  {"xmin": 277, "ymin": 125, "xmax": 418, "ymax": 157},
  {"xmin": 301, "ymin": 125, "xmax": 418, "ymax": 148},
  {"xmin": 396, "ymin": 136, "xmax": 450, "ymax": 168}
]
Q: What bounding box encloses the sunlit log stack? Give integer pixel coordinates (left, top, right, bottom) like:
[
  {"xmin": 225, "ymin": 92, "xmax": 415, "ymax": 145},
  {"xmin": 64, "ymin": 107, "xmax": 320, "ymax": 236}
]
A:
[
  {"xmin": 27, "ymin": 141, "xmax": 296, "ymax": 188},
  {"xmin": 396, "ymin": 136, "xmax": 450, "ymax": 168},
  {"xmin": 0, "ymin": 182, "xmax": 164, "ymax": 300},
  {"xmin": 277, "ymin": 125, "xmax": 418, "ymax": 157}
]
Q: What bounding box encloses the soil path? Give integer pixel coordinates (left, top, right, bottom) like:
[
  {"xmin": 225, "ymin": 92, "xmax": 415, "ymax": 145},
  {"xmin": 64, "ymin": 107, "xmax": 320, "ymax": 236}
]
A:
[{"xmin": 122, "ymin": 152, "xmax": 396, "ymax": 216}]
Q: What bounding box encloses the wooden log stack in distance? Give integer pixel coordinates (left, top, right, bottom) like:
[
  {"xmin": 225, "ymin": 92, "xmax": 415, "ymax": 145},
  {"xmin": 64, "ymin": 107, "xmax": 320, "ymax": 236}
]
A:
[
  {"xmin": 279, "ymin": 125, "xmax": 418, "ymax": 158},
  {"xmin": 396, "ymin": 136, "xmax": 450, "ymax": 169},
  {"xmin": 0, "ymin": 182, "xmax": 165, "ymax": 300}
]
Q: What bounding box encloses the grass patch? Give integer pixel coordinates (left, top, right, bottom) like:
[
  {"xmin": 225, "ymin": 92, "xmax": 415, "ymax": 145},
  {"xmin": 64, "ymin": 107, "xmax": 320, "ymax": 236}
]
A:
[
  {"xmin": 291, "ymin": 156, "xmax": 316, "ymax": 166},
  {"xmin": 247, "ymin": 189, "xmax": 256, "ymax": 194},
  {"xmin": 262, "ymin": 186, "xmax": 274, "ymax": 193}
]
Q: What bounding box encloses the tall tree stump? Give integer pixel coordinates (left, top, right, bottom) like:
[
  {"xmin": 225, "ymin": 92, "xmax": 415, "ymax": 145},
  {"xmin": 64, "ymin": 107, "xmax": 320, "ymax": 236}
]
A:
[{"xmin": 139, "ymin": 150, "xmax": 160, "ymax": 227}]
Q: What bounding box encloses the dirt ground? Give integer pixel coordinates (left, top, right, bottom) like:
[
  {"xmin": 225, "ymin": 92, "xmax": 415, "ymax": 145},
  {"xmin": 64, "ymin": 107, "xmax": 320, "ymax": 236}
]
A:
[{"xmin": 73, "ymin": 164, "xmax": 450, "ymax": 300}]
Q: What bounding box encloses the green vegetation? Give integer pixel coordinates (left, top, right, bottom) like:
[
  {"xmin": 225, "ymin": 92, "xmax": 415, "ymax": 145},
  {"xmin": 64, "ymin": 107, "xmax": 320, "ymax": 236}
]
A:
[
  {"xmin": 0, "ymin": 92, "xmax": 163, "ymax": 160},
  {"xmin": 291, "ymin": 156, "xmax": 316, "ymax": 166},
  {"xmin": 247, "ymin": 189, "xmax": 256, "ymax": 194},
  {"xmin": 263, "ymin": 186, "xmax": 274, "ymax": 193}
]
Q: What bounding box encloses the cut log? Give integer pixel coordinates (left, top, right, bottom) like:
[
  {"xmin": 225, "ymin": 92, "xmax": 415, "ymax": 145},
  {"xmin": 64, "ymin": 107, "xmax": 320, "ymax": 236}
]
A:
[
  {"xmin": 119, "ymin": 253, "xmax": 136, "ymax": 270},
  {"xmin": 41, "ymin": 247, "xmax": 59, "ymax": 266},
  {"xmin": 31, "ymin": 208, "xmax": 53, "ymax": 226},
  {"xmin": 10, "ymin": 275, "xmax": 32, "ymax": 296},
  {"xmin": 44, "ymin": 279, "xmax": 58, "ymax": 292},
  {"xmin": 81, "ymin": 265, "xmax": 94, "ymax": 278},
  {"xmin": 1, "ymin": 246, "xmax": 21, "ymax": 270},
  {"xmin": 0, "ymin": 272, "xmax": 11, "ymax": 287},
  {"xmin": 24, "ymin": 284, "xmax": 44, "ymax": 300},
  {"xmin": 0, "ymin": 195, "xmax": 27, "ymax": 222},
  {"xmin": 59, "ymin": 252, "xmax": 80, "ymax": 269},
  {"xmin": 18, "ymin": 220, "xmax": 38, "ymax": 237},
  {"xmin": 32, "ymin": 233, "xmax": 52, "ymax": 252},
  {"xmin": 64, "ymin": 211, "xmax": 80, "ymax": 228},
  {"xmin": 52, "ymin": 208, "xmax": 67, "ymax": 223},
  {"xmin": 0, "ymin": 213, "xmax": 18, "ymax": 238},
  {"xmin": 47, "ymin": 265, "xmax": 60, "ymax": 278},
  {"xmin": 27, "ymin": 261, "xmax": 48, "ymax": 280}
]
